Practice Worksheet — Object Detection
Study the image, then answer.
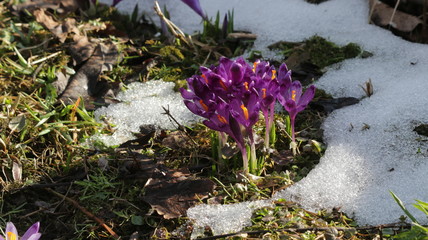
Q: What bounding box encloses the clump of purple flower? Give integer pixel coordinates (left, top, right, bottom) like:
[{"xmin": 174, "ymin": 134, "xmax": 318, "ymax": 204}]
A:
[{"xmin": 181, "ymin": 57, "xmax": 315, "ymax": 174}]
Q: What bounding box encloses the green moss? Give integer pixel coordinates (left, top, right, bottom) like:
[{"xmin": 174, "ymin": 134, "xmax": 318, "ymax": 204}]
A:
[
  {"xmin": 159, "ymin": 45, "xmax": 185, "ymax": 62},
  {"xmin": 305, "ymin": 36, "xmax": 361, "ymax": 68},
  {"xmin": 149, "ymin": 65, "xmax": 185, "ymax": 91}
]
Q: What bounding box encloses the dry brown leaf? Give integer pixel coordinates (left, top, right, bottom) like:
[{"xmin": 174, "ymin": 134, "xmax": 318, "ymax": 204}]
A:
[
  {"xmin": 59, "ymin": 41, "xmax": 120, "ymax": 107},
  {"xmin": 12, "ymin": 0, "xmax": 80, "ymax": 15},
  {"xmin": 369, "ymin": 0, "xmax": 423, "ymax": 32},
  {"xmin": 142, "ymin": 168, "xmax": 215, "ymax": 219},
  {"xmin": 144, "ymin": 179, "xmax": 216, "ymax": 219},
  {"xmin": 33, "ymin": 9, "xmax": 80, "ymax": 42},
  {"xmin": 69, "ymin": 35, "xmax": 96, "ymax": 65},
  {"xmin": 53, "ymin": 70, "xmax": 71, "ymax": 95}
]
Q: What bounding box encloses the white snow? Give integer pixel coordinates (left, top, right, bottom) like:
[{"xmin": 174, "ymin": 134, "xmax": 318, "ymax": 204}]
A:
[
  {"xmin": 100, "ymin": 0, "xmax": 428, "ymax": 233},
  {"xmin": 187, "ymin": 200, "xmax": 273, "ymax": 238},
  {"xmin": 91, "ymin": 81, "xmax": 200, "ymax": 147}
]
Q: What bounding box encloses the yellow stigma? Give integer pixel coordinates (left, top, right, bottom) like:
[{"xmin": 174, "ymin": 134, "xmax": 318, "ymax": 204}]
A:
[
  {"xmin": 271, "ymin": 70, "xmax": 276, "ymax": 79},
  {"xmin": 244, "ymin": 82, "xmax": 249, "ymax": 91},
  {"xmin": 241, "ymin": 104, "xmax": 249, "ymax": 120},
  {"xmin": 262, "ymin": 88, "xmax": 267, "ymax": 99},
  {"xmin": 7, "ymin": 232, "xmax": 17, "ymax": 240},
  {"xmin": 217, "ymin": 114, "xmax": 228, "ymax": 124},
  {"xmin": 253, "ymin": 62, "xmax": 258, "ymax": 72},
  {"xmin": 291, "ymin": 90, "xmax": 296, "ymax": 101},
  {"xmin": 201, "ymin": 74, "xmax": 208, "ymax": 83},
  {"xmin": 199, "ymin": 99, "xmax": 209, "ymax": 111}
]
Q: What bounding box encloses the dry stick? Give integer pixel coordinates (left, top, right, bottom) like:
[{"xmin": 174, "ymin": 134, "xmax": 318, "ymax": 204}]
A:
[
  {"xmin": 389, "ymin": 0, "xmax": 401, "ymax": 28},
  {"xmin": 161, "ymin": 105, "xmax": 198, "ymax": 146},
  {"xmin": 46, "ymin": 188, "xmax": 120, "ymax": 239},
  {"xmin": 368, "ymin": 0, "xmax": 378, "ymax": 24},
  {"xmin": 153, "ymin": 1, "xmax": 195, "ymax": 49}
]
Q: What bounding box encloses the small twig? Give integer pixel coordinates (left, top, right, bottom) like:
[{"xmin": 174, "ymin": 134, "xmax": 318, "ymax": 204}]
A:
[
  {"xmin": 368, "ymin": 0, "xmax": 378, "ymax": 24},
  {"xmin": 17, "ymin": 38, "xmax": 52, "ymax": 52},
  {"xmin": 153, "ymin": 1, "xmax": 194, "ymax": 49},
  {"xmin": 389, "ymin": 0, "xmax": 401, "ymax": 28},
  {"xmin": 161, "ymin": 105, "xmax": 198, "ymax": 146},
  {"xmin": 46, "ymin": 188, "xmax": 120, "ymax": 239},
  {"xmin": 29, "ymin": 51, "xmax": 62, "ymax": 65},
  {"xmin": 32, "ymin": 62, "xmax": 45, "ymax": 82}
]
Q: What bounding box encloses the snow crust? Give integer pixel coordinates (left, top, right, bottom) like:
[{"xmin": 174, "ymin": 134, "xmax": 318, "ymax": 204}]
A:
[
  {"xmin": 187, "ymin": 200, "xmax": 273, "ymax": 238},
  {"xmin": 100, "ymin": 0, "xmax": 428, "ymax": 232},
  {"xmin": 91, "ymin": 81, "xmax": 199, "ymax": 147}
]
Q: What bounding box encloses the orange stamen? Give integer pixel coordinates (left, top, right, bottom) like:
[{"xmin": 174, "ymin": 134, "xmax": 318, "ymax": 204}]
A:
[
  {"xmin": 253, "ymin": 62, "xmax": 258, "ymax": 72},
  {"xmin": 217, "ymin": 114, "xmax": 228, "ymax": 124},
  {"xmin": 201, "ymin": 74, "xmax": 208, "ymax": 83},
  {"xmin": 291, "ymin": 90, "xmax": 296, "ymax": 101},
  {"xmin": 219, "ymin": 80, "xmax": 228, "ymax": 91},
  {"xmin": 7, "ymin": 232, "xmax": 17, "ymax": 240},
  {"xmin": 271, "ymin": 70, "xmax": 276, "ymax": 79},
  {"xmin": 241, "ymin": 104, "xmax": 249, "ymax": 120},
  {"xmin": 199, "ymin": 100, "xmax": 209, "ymax": 111},
  {"xmin": 244, "ymin": 82, "xmax": 249, "ymax": 91},
  {"xmin": 262, "ymin": 88, "xmax": 267, "ymax": 99}
]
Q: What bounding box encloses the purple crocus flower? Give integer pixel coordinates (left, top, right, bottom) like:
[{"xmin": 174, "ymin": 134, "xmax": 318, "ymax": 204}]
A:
[
  {"xmin": 200, "ymin": 57, "xmax": 254, "ymax": 101},
  {"xmin": 278, "ymin": 81, "xmax": 316, "ymax": 154},
  {"xmin": 1, "ymin": 222, "xmax": 41, "ymax": 240},
  {"xmin": 203, "ymin": 102, "xmax": 249, "ymax": 171},
  {"xmin": 180, "ymin": 75, "xmax": 217, "ymax": 118},
  {"xmin": 252, "ymin": 60, "xmax": 280, "ymax": 148},
  {"xmin": 277, "ymin": 63, "xmax": 292, "ymax": 92},
  {"xmin": 203, "ymin": 101, "xmax": 243, "ymax": 147},
  {"xmin": 181, "ymin": 57, "xmax": 260, "ymax": 174},
  {"xmin": 229, "ymin": 91, "xmax": 260, "ymax": 129},
  {"xmin": 180, "ymin": 0, "xmax": 207, "ymax": 19}
]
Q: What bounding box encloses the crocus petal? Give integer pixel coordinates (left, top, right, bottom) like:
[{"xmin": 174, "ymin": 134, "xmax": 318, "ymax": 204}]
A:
[
  {"xmin": 298, "ymin": 85, "xmax": 316, "ymax": 106},
  {"xmin": 179, "ymin": 88, "xmax": 195, "ymax": 100},
  {"xmin": 278, "ymin": 63, "xmax": 292, "ymax": 90},
  {"xmin": 181, "ymin": 0, "xmax": 206, "ymax": 19},
  {"xmin": 228, "ymin": 116, "xmax": 245, "ymax": 148},
  {"xmin": 26, "ymin": 233, "xmax": 41, "ymax": 240},
  {"xmin": 0, "ymin": 236, "xmax": 4, "ymax": 240},
  {"xmin": 289, "ymin": 81, "xmax": 303, "ymax": 102},
  {"xmin": 184, "ymin": 100, "xmax": 210, "ymax": 118},
  {"xmin": 295, "ymin": 85, "xmax": 316, "ymax": 112},
  {"xmin": 284, "ymin": 100, "xmax": 298, "ymax": 120},
  {"xmin": 21, "ymin": 222, "xmax": 40, "ymax": 240},
  {"xmin": 5, "ymin": 222, "xmax": 18, "ymax": 240},
  {"xmin": 230, "ymin": 62, "xmax": 244, "ymax": 83}
]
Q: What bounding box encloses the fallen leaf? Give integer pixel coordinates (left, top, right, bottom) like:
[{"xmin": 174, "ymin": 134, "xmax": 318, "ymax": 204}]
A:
[
  {"xmin": 53, "ymin": 70, "xmax": 71, "ymax": 95},
  {"xmin": 12, "ymin": 0, "xmax": 80, "ymax": 15},
  {"xmin": 34, "ymin": 9, "xmax": 81, "ymax": 43},
  {"xmin": 369, "ymin": 0, "xmax": 422, "ymax": 32},
  {"xmin": 69, "ymin": 35, "xmax": 96, "ymax": 65},
  {"xmin": 142, "ymin": 167, "xmax": 215, "ymax": 219},
  {"xmin": 58, "ymin": 41, "xmax": 121, "ymax": 108},
  {"xmin": 143, "ymin": 179, "xmax": 216, "ymax": 219},
  {"xmin": 161, "ymin": 131, "xmax": 191, "ymax": 149}
]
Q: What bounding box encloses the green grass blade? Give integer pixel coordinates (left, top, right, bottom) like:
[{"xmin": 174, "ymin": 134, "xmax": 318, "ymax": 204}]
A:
[{"xmin": 390, "ymin": 190, "xmax": 419, "ymax": 224}]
